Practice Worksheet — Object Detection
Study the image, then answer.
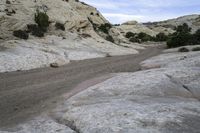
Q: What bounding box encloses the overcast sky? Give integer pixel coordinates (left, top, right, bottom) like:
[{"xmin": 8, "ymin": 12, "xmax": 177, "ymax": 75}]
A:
[{"xmin": 81, "ymin": 0, "xmax": 200, "ymax": 24}]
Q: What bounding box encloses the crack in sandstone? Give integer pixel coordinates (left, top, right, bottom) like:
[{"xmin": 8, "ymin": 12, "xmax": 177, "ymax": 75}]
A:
[
  {"xmin": 54, "ymin": 117, "xmax": 81, "ymax": 133},
  {"xmin": 165, "ymin": 74, "xmax": 194, "ymax": 97},
  {"xmin": 64, "ymin": 120, "xmax": 81, "ymax": 133}
]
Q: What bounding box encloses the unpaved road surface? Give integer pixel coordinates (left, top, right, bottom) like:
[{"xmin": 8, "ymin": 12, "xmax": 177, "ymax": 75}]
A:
[{"xmin": 0, "ymin": 46, "xmax": 164, "ymax": 128}]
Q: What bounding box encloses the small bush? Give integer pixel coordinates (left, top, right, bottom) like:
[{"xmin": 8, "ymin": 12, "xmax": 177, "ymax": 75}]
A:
[
  {"xmin": 27, "ymin": 24, "xmax": 38, "ymax": 33},
  {"xmin": 31, "ymin": 27, "xmax": 44, "ymax": 37},
  {"xmin": 137, "ymin": 32, "xmax": 153, "ymax": 42},
  {"xmin": 13, "ymin": 30, "xmax": 29, "ymax": 39},
  {"xmin": 167, "ymin": 32, "xmax": 193, "ymax": 48},
  {"xmin": 178, "ymin": 47, "xmax": 189, "ymax": 52},
  {"xmin": 166, "ymin": 23, "xmax": 198, "ymax": 48},
  {"xmin": 192, "ymin": 47, "xmax": 200, "ymax": 51},
  {"xmin": 194, "ymin": 29, "xmax": 200, "ymax": 43},
  {"xmin": 98, "ymin": 23, "xmax": 112, "ymax": 34},
  {"xmin": 35, "ymin": 11, "xmax": 49, "ymax": 29},
  {"xmin": 155, "ymin": 33, "xmax": 168, "ymax": 42},
  {"xmin": 55, "ymin": 22, "xmax": 65, "ymax": 31},
  {"xmin": 129, "ymin": 37, "xmax": 140, "ymax": 43},
  {"xmin": 106, "ymin": 35, "xmax": 114, "ymax": 43},
  {"xmin": 125, "ymin": 32, "xmax": 136, "ymax": 38},
  {"xmin": 27, "ymin": 24, "xmax": 44, "ymax": 37},
  {"xmin": 6, "ymin": 0, "xmax": 11, "ymax": 4},
  {"xmin": 113, "ymin": 24, "xmax": 120, "ymax": 26}
]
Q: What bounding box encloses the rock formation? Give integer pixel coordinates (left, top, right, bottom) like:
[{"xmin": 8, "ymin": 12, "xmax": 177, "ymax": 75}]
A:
[
  {"xmin": 0, "ymin": 0, "xmax": 139, "ymax": 72},
  {"xmin": 144, "ymin": 14, "xmax": 200, "ymax": 34},
  {"xmin": 117, "ymin": 21, "xmax": 159, "ymax": 36},
  {"xmin": 2, "ymin": 47, "xmax": 200, "ymax": 133},
  {"xmin": 117, "ymin": 14, "xmax": 200, "ymax": 36}
]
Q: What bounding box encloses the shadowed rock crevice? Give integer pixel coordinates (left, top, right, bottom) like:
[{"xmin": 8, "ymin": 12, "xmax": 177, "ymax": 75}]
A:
[
  {"xmin": 165, "ymin": 74, "xmax": 195, "ymax": 97},
  {"xmin": 54, "ymin": 117, "xmax": 81, "ymax": 133}
]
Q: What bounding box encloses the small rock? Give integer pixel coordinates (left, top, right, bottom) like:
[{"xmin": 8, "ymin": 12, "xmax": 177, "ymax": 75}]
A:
[{"xmin": 50, "ymin": 63, "xmax": 59, "ymax": 68}]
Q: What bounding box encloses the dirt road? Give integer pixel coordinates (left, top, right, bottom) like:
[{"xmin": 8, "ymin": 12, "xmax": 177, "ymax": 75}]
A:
[{"xmin": 0, "ymin": 46, "xmax": 164, "ymax": 128}]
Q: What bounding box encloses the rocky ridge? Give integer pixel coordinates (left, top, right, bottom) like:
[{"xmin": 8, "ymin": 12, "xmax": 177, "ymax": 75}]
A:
[{"xmin": 117, "ymin": 14, "xmax": 200, "ymax": 36}]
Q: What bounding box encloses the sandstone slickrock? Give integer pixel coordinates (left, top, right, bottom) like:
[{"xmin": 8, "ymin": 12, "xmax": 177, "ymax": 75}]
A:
[
  {"xmin": 0, "ymin": 34, "xmax": 139, "ymax": 72},
  {"xmin": 48, "ymin": 50, "xmax": 200, "ymax": 133},
  {"xmin": 0, "ymin": 116, "xmax": 75, "ymax": 133},
  {"xmin": 117, "ymin": 21, "xmax": 159, "ymax": 37},
  {"xmin": 144, "ymin": 14, "xmax": 200, "ymax": 34},
  {"xmin": 0, "ymin": 0, "xmax": 140, "ymax": 72},
  {"xmin": 117, "ymin": 14, "xmax": 200, "ymax": 37},
  {"xmin": 1, "ymin": 49, "xmax": 200, "ymax": 133}
]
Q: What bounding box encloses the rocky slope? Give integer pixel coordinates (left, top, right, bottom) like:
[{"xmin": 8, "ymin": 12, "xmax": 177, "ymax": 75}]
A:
[
  {"xmin": 117, "ymin": 14, "xmax": 200, "ymax": 36},
  {"xmin": 144, "ymin": 14, "xmax": 200, "ymax": 34},
  {"xmin": 0, "ymin": 0, "xmax": 141, "ymax": 72},
  {"xmin": 1, "ymin": 46, "xmax": 200, "ymax": 133},
  {"xmin": 116, "ymin": 20, "xmax": 159, "ymax": 37}
]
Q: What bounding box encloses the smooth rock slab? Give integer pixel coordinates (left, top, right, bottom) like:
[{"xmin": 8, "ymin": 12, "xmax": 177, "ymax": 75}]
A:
[
  {"xmin": 141, "ymin": 51, "xmax": 200, "ymax": 69},
  {"xmin": 53, "ymin": 66, "xmax": 200, "ymax": 133},
  {"xmin": 0, "ymin": 116, "xmax": 75, "ymax": 133}
]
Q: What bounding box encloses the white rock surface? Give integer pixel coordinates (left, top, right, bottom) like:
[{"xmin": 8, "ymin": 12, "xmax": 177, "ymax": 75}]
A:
[
  {"xmin": 0, "ymin": 116, "xmax": 75, "ymax": 133},
  {"xmin": 0, "ymin": 0, "xmax": 142, "ymax": 72},
  {"xmin": 0, "ymin": 35, "xmax": 138, "ymax": 72},
  {"xmin": 1, "ymin": 48, "xmax": 200, "ymax": 133},
  {"xmin": 141, "ymin": 51, "xmax": 200, "ymax": 69},
  {"xmin": 117, "ymin": 23, "xmax": 158, "ymax": 37},
  {"xmin": 49, "ymin": 50, "xmax": 200, "ymax": 133}
]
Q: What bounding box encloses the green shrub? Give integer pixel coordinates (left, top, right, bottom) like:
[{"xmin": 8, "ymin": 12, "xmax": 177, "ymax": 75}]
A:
[
  {"xmin": 55, "ymin": 22, "xmax": 65, "ymax": 31},
  {"xmin": 194, "ymin": 29, "xmax": 200, "ymax": 43},
  {"xmin": 155, "ymin": 33, "xmax": 168, "ymax": 41},
  {"xmin": 106, "ymin": 35, "xmax": 114, "ymax": 43},
  {"xmin": 167, "ymin": 32, "xmax": 194, "ymax": 48},
  {"xmin": 192, "ymin": 47, "xmax": 200, "ymax": 51},
  {"xmin": 113, "ymin": 24, "xmax": 120, "ymax": 26},
  {"xmin": 27, "ymin": 24, "xmax": 44, "ymax": 37},
  {"xmin": 125, "ymin": 32, "xmax": 136, "ymax": 38},
  {"xmin": 13, "ymin": 30, "xmax": 29, "ymax": 39},
  {"xmin": 129, "ymin": 37, "xmax": 140, "ymax": 43},
  {"xmin": 167, "ymin": 23, "xmax": 198, "ymax": 48},
  {"xmin": 31, "ymin": 27, "xmax": 44, "ymax": 37},
  {"xmin": 98, "ymin": 23, "xmax": 112, "ymax": 34},
  {"xmin": 178, "ymin": 47, "xmax": 189, "ymax": 52},
  {"xmin": 27, "ymin": 24, "xmax": 38, "ymax": 33},
  {"xmin": 35, "ymin": 11, "xmax": 49, "ymax": 29},
  {"xmin": 176, "ymin": 23, "xmax": 191, "ymax": 33},
  {"xmin": 137, "ymin": 32, "xmax": 153, "ymax": 42}
]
